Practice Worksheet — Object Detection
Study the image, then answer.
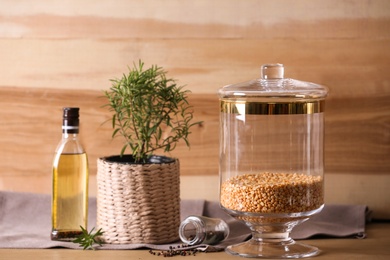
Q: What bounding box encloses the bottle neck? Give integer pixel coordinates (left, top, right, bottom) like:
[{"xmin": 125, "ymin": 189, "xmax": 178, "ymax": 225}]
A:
[
  {"xmin": 62, "ymin": 124, "xmax": 79, "ymax": 133},
  {"xmin": 62, "ymin": 132, "xmax": 79, "ymax": 139},
  {"xmin": 62, "ymin": 124, "xmax": 79, "ymax": 139},
  {"xmin": 179, "ymin": 217, "xmax": 205, "ymax": 245},
  {"xmin": 58, "ymin": 129, "xmax": 85, "ymax": 154}
]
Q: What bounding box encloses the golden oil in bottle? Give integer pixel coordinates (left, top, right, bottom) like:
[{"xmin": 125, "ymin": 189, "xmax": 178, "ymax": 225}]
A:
[{"xmin": 51, "ymin": 108, "xmax": 89, "ymax": 241}]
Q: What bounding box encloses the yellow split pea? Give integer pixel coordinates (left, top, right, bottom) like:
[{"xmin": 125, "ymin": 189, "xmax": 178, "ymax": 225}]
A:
[{"xmin": 220, "ymin": 172, "xmax": 323, "ymax": 214}]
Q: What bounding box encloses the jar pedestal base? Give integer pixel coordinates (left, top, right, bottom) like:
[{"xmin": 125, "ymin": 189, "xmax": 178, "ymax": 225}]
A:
[{"xmin": 226, "ymin": 238, "xmax": 320, "ymax": 259}]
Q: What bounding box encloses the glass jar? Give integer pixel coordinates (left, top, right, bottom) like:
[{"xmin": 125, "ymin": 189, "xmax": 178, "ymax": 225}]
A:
[
  {"xmin": 179, "ymin": 215, "xmax": 229, "ymax": 245},
  {"xmin": 219, "ymin": 64, "xmax": 328, "ymax": 258}
]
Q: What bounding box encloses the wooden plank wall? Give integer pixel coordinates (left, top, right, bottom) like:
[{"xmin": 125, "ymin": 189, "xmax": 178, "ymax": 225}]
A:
[{"xmin": 0, "ymin": 0, "xmax": 389, "ymax": 218}]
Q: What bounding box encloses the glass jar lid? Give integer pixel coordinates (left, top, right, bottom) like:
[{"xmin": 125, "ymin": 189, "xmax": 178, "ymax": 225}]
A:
[{"xmin": 219, "ymin": 64, "xmax": 328, "ymax": 101}]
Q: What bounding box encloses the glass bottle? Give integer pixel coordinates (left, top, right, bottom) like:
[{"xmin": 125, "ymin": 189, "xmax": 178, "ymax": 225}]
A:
[
  {"xmin": 179, "ymin": 216, "xmax": 230, "ymax": 245},
  {"xmin": 219, "ymin": 64, "xmax": 328, "ymax": 258},
  {"xmin": 51, "ymin": 107, "xmax": 89, "ymax": 241}
]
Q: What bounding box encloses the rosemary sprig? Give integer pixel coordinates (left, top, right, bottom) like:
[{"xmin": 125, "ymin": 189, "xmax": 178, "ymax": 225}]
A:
[
  {"xmin": 72, "ymin": 226, "xmax": 104, "ymax": 250},
  {"xmin": 104, "ymin": 60, "xmax": 202, "ymax": 162}
]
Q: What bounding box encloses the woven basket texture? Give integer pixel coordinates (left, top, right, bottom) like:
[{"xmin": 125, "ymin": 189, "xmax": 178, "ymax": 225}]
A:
[{"xmin": 97, "ymin": 157, "xmax": 180, "ymax": 244}]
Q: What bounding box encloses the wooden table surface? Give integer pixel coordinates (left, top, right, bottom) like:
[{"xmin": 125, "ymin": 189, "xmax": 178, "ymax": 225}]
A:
[{"xmin": 1, "ymin": 223, "xmax": 389, "ymax": 260}]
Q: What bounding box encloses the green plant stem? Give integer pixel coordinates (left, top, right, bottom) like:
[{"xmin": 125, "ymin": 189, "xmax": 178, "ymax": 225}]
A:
[
  {"xmin": 72, "ymin": 226, "xmax": 104, "ymax": 250},
  {"xmin": 104, "ymin": 60, "xmax": 202, "ymax": 162}
]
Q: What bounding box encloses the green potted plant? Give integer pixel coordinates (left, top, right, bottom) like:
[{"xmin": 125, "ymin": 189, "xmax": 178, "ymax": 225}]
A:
[{"xmin": 96, "ymin": 60, "xmax": 200, "ymax": 245}]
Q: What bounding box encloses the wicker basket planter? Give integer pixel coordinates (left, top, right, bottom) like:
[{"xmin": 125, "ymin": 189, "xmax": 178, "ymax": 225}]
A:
[{"xmin": 96, "ymin": 155, "xmax": 180, "ymax": 244}]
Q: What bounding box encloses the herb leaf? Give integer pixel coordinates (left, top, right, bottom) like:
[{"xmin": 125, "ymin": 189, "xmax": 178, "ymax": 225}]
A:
[
  {"xmin": 72, "ymin": 226, "xmax": 104, "ymax": 250},
  {"xmin": 103, "ymin": 60, "xmax": 202, "ymax": 162}
]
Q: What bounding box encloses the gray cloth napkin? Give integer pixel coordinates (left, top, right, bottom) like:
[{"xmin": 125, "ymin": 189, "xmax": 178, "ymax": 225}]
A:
[{"xmin": 0, "ymin": 191, "xmax": 368, "ymax": 250}]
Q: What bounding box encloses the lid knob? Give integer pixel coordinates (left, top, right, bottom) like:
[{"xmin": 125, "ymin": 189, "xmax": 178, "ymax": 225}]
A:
[{"xmin": 261, "ymin": 64, "xmax": 284, "ymax": 79}]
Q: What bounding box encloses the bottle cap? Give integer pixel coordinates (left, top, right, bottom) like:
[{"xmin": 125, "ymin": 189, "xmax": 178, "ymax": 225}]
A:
[
  {"xmin": 62, "ymin": 107, "xmax": 79, "ymax": 133},
  {"xmin": 63, "ymin": 107, "xmax": 79, "ymax": 118}
]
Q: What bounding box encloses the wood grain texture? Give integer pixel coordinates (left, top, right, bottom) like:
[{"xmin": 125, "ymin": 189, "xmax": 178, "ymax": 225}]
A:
[
  {"xmin": 0, "ymin": 87, "xmax": 219, "ymax": 179},
  {"xmin": 0, "ymin": 0, "xmax": 389, "ymax": 96},
  {"xmin": 0, "ymin": 87, "xmax": 388, "ymax": 178},
  {"xmin": 1, "ymin": 0, "xmax": 389, "ymax": 39},
  {"xmin": 1, "ymin": 224, "xmax": 390, "ymax": 260},
  {"xmin": 0, "ymin": 38, "xmax": 389, "ymax": 97},
  {"xmin": 0, "ymin": 87, "xmax": 389, "ymax": 219},
  {"xmin": 0, "ymin": 0, "xmax": 389, "ymax": 216}
]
